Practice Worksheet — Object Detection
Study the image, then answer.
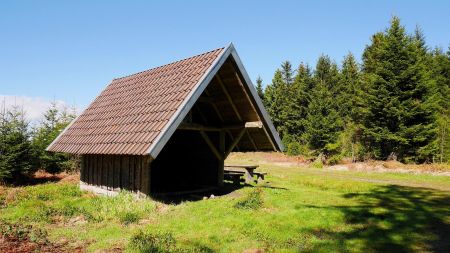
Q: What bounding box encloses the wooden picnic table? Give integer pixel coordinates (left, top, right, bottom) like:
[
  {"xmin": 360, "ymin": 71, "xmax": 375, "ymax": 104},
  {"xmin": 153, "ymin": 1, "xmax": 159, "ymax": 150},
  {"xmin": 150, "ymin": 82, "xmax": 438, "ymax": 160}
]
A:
[{"xmin": 224, "ymin": 165, "xmax": 266, "ymax": 184}]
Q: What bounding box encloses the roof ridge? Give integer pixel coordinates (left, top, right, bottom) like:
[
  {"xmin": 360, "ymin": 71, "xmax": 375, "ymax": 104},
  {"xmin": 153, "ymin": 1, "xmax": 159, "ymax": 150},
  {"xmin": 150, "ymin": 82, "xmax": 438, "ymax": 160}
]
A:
[{"xmin": 113, "ymin": 47, "xmax": 225, "ymax": 81}]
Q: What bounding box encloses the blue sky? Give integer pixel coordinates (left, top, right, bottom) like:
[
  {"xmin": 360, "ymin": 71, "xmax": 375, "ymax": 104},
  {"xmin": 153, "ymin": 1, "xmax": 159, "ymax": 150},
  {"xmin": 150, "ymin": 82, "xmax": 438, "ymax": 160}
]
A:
[{"xmin": 0, "ymin": 0, "xmax": 449, "ymax": 118}]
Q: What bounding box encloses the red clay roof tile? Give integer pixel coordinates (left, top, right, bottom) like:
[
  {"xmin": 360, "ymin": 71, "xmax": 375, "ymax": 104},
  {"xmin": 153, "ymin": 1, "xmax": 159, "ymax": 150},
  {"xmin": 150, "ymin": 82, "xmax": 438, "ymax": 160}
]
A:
[{"xmin": 47, "ymin": 47, "xmax": 224, "ymax": 155}]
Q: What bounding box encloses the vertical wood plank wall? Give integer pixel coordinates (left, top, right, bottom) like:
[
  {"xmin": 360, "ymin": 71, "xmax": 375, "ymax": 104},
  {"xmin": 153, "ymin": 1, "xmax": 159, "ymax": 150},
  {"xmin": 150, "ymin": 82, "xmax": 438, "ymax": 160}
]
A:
[{"xmin": 80, "ymin": 154, "xmax": 152, "ymax": 195}]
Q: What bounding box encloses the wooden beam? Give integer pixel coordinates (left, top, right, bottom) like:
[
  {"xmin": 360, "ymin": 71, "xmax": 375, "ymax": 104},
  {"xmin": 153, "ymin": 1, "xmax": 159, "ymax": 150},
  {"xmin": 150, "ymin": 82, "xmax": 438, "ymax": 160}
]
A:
[
  {"xmin": 245, "ymin": 121, "xmax": 263, "ymax": 128},
  {"xmin": 179, "ymin": 123, "xmax": 222, "ymax": 131},
  {"xmin": 246, "ymin": 129, "xmax": 258, "ymax": 150},
  {"xmin": 225, "ymin": 128, "xmax": 246, "ymax": 157},
  {"xmin": 215, "ymin": 75, "xmax": 242, "ymax": 121},
  {"xmin": 179, "ymin": 121, "xmax": 262, "ymax": 131},
  {"xmin": 197, "ymin": 96, "xmax": 217, "ymax": 103},
  {"xmin": 194, "ymin": 105, "xmax": 208, "ymax": 124},
  {"xmin": 195, "ymin": 100, "xmax": 240, "ymax": 151},
  {"xmin": 218, "ymin": 131, "xmax": 225, "ymax": 186},
  {"xmin": 211, "ymin": 103, "xmax": 224, "ymax": 122},
  {"xmin": 200, "ymin": 131, "xmax": 222, "ymax": 160},
  {"xmin": 204, "ymin": 89, "xmax": 225, "ymax": 122},
  {"xmin": 234, "ymin": 71, "xmax": 277, "ymax": 151},
  {"xmin": 228, "ymin": 130, "xmax": 240, "ymax": 152}
]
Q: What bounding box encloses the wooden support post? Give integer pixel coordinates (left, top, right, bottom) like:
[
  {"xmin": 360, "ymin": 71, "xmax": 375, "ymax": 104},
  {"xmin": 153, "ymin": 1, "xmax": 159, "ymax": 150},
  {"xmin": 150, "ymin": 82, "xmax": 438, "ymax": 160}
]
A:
[
  {"xmin": 218, "ymin": 130, "xmax": 225, "ymax": 187},
  {"xmin": 80, "ymin": 155, "xmax": 85, "ymax": 182},
  {"xmin": 129, "ymin": 155, "xmax": 135, "ymax": 191},
  {"xmin": 246, "ymin": 129, "xmax": 258, "ymax": 150},
  {"xmin": 113, "ymin": 155, "xmax": 120, "ymax": 191},
  {"xmin": 225, "ymin": 128, "xmax": 246, "ymax": 157},
  {"xmin": 200, "ymin": 131, "xmax": 222, "ymax": 160},
  {"xmin": 140, "ymin": 156, "xmax": 152, "ymax": 195},
  {"xmin": 85, "ymin": 155, "xmax": 90, "ymax": 184}
]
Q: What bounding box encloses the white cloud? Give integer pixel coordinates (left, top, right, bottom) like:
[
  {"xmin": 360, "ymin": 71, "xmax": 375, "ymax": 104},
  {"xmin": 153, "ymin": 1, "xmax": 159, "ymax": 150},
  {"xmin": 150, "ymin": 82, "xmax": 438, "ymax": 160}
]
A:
[{"xmin": 0, "ymin": 95, "xmax": 77, "ymax": 122}]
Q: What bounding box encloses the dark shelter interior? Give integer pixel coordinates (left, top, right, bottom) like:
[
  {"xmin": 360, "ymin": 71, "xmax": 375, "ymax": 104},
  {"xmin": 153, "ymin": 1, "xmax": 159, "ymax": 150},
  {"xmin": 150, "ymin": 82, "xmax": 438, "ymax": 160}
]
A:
[{"xmin": 150, "ymin": 57, "xmax": 277, "ymax": 193}]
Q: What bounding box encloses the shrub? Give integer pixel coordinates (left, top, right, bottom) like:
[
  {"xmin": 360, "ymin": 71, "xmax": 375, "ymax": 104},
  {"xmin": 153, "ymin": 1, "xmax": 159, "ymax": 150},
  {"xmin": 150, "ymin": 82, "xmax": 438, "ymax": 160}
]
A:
[
  {"xmin": 287, "ymin": 142, "xmax": 302, "ymax": 156},
  {"xmin": 128, "ymin": 230, "xmax": 176, "ymax": 253},
  {"xmin": 118, "ymin": 211, "xmax": 140, "ymax": 225},
  {"xmin": 310, "ymin": 160, "xmax": 323, "ymax": 169},
  {"xmin": 82, "ymin": 191, "xmax": 154, "ymax": 223},
  {"xmin": 309, "ymin": 154, "xmax": 324, "ymax": 169},
  {"xmin": 327, "ymin": 154, "xmax": 343, "ymax": 165},
  {"xmin": 0, "ymin": 220, "xmax": 49, "ymax": 244},
  {"xmin": 234, "ymin": 188, "xmax": 263, "ymax": 210}
]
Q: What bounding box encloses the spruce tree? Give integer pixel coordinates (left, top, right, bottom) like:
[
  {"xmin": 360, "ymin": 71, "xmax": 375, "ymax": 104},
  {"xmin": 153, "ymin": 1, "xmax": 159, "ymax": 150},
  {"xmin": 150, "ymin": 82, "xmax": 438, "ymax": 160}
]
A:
[
  {"xmin": 0, "ymin": 106, "xmax": 34, "ymax": 181},
  {"xmin": 302, "ymin": 57, "xmax": 343, "ymax": 155},
  {"xmin": 338, "ymin": 53, "xmax": 363, "ymax": 122},
  {"xmin": 264, "ymin": 70, "xmax": 288, "ymax": 137},
  {"xmin": 304, "ymin": 81, "xmax": 342, "ymax": 154},
  {"xmin": 314, "ymin": 55, "xmax": 340, "ymax": 93},
  {"xmin": 280, "ymin": 61, "xmax": 294, "ymax": 85},
  {"xmin": 265, "ymin": 61, "xmax": 297, "ymax": 141},
  {"xmin": 424, "ymin": 47, "xmax": 450, "ymax": 162},
  {"xmin": 289, "ymin": 63, "xmax": 313, "ymax": 138},
  {"xmin": 331, "ymin": 53, "xmax": 365, "ymax": 161},
  {"xmin": 361, "ymin": 16, "xmax": 435, "ymax": 161},
  {"xmin": 255, "ymin": 76, "xmax": 264, "ymax": 101}
]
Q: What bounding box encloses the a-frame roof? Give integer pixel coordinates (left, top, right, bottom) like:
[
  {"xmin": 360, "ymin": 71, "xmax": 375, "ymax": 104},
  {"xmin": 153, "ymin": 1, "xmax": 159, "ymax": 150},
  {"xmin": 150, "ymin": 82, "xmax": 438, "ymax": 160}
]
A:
[{"xmin": 47, "ymin": 44, "xmax": 282, "ymax": 158}]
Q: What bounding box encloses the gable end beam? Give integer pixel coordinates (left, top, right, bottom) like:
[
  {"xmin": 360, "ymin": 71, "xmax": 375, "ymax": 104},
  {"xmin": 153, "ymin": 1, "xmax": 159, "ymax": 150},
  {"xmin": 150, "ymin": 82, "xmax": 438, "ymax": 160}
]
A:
[
  {"xmin": 147, "ymin": 44, "xmax": 233, "ymax": 158},
  {"xmin": 216, "ymin": 74, "xmax": 242, "ymax": 122}
]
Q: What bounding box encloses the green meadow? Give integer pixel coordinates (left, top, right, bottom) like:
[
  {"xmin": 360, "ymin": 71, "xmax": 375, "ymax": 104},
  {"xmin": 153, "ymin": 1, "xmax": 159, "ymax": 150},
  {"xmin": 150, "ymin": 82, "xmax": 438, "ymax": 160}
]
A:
[{"xmin": 1, "ymin": 153, "xmax": 449, "ymax": 252}]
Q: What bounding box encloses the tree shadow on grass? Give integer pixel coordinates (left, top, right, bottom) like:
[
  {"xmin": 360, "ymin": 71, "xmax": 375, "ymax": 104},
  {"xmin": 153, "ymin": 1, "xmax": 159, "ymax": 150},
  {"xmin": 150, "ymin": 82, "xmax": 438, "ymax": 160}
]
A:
[{"xmin": 304, "ymin": 185, "xmax": 450, "ymax": 253}]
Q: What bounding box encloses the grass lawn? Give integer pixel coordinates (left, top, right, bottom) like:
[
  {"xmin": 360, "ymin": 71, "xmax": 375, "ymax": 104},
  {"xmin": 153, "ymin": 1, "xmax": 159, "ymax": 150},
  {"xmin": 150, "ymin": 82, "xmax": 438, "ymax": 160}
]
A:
[{"xmin": 1, "ymin": 152, "xmax": 449, "ymax": 252}]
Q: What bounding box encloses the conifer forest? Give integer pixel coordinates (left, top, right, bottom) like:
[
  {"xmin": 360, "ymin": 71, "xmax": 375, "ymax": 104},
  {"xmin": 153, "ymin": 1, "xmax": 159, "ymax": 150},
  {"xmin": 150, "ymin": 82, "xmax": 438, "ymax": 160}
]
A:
[{"xmin": 258, "ymin": 17, "xmax": 449, "ymax": 164}]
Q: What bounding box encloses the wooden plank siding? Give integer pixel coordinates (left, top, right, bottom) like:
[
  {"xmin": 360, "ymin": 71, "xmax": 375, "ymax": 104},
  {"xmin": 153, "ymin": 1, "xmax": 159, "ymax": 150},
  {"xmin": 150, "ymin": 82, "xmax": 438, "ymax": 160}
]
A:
[{"xmin": 80, "ymin": 154, "xmax": 151, "ymax": 195}]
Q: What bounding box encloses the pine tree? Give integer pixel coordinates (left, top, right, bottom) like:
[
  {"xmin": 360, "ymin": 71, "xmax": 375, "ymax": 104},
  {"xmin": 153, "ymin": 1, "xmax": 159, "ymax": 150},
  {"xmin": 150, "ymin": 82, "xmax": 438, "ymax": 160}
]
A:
[
  {"xmin": 361, "ymin": 16, "xmax": 435, "ymax": 161},
  {"xmin": 0, "ymin": 105, "xmax": 34, "ymax": 181},
  {"xmin": 255, "ymin": 76, "xmax": 264, "ymax": 101}
]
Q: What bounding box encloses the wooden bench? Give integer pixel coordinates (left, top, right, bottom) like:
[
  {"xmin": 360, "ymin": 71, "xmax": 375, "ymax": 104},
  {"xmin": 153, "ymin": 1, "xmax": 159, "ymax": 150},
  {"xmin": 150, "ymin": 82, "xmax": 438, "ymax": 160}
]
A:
[
  {"xmin": 224, "ymin": 165, "xmax": 266, "ymax": 184},
  {"xmin": 224, "ymin": 170, "xmax": 245, "ymax": 185},
  {"xmin": 253, "ymin": 172, "xmax": 267, "ymax": 184}
]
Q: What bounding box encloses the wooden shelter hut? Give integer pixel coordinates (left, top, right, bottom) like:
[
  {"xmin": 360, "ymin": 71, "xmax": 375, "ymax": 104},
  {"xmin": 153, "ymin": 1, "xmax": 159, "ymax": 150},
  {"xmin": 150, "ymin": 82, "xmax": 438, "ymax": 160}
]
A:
[{"xmin": 47, "ymin": 43, "xmax": 283, "ymax": 196}]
